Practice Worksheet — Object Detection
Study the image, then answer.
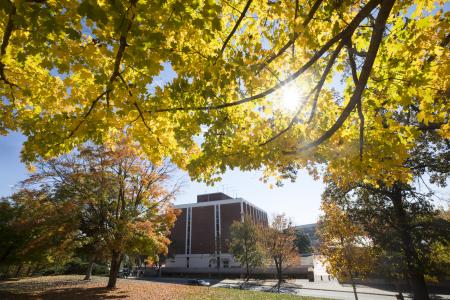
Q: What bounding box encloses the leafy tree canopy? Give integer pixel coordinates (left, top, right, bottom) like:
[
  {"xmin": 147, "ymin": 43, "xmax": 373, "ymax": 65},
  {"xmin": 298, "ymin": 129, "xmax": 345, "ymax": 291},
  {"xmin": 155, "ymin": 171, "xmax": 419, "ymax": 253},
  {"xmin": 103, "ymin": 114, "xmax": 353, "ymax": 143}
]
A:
[
  {"xmin": 229, "ymin": 217, "xmax": 265, "ymax": 280},
  {"xmin": 294, "ymin": 230, "xmax": 312, "ymax": 254},
  {"xmin": 0, "ymin": 0, "xmax": 448, "ymax": 186}
]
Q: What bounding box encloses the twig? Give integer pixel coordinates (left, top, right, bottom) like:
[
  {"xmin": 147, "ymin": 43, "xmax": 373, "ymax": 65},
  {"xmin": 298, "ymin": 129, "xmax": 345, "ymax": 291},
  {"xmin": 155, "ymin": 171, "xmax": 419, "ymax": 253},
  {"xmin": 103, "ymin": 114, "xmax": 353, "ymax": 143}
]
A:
[
  {"xmin": 217, "ymin": 0, "xmax": 253, "ymax": 58},
  {"xmin": 308, "ymin": 41, "xmax": 345, "ymax": 123}
]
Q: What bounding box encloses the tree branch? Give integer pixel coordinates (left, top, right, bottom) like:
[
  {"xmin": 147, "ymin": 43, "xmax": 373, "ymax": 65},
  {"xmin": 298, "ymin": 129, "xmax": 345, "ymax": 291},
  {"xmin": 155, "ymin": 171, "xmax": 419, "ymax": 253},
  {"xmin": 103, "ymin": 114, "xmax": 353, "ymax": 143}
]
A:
[
  {"xmin": 106, "ymin": 0, "xmax": 137, "ymax": 106},
  {"xmin": 134, "ymin": 101, "xmax": 166, "ymax": 147},
  {"xmin": 66, "ymin": 0, "xmax": 137, "ymax": 139},
  {"xmin": 217, "ymin": 0, "xmax": 253, "ymax": 58},
  {"xmin": 67, "ymin": 90, "xmax": 109, "ymax": 139},
  {"xmin": 259, "ymin": 88, "xmax": 315, "ymax": 146},
  {"xmin": 257, "ymin": 0, "xmax": 324, "ymax": 73},
  {"xmin": 0, "ymin": 1, "xmax": 18, "ymax": 87},
  {"xmin": 285, "ymin": 0, "xmax": 394, "ymax": 154},
  {"xmin": 292, "ymin": 0, "xmax": 300, "ymax": 59},
  {"xmin": 347, "ymin": 41, "xmax": 364, "ymax": 161},
  {"xmin": 259, "ymin": 41, "xmax": 345, "ymax": 146},
  {"xmin": 347, "ymin": 42, "xmax": 359, "ymax": 85},
  {"xmin": 308, "ymin": 40, "xmax": 345, "ymax": 123},
  {"xmin": 357, "ymin": 101, "xmax": 365, "ymax": 161},
  {"xmin": 154, "ymin": 0, "xmax": 381, "ymax": 114}
]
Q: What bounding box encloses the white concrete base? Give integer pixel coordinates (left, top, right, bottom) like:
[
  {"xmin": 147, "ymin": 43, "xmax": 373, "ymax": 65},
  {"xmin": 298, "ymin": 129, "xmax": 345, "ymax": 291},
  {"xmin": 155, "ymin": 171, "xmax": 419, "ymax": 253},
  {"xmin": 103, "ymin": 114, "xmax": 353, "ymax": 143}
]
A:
[{"xmin": 165, "ymin": 253, "xmax": 241, "ymax": 269}]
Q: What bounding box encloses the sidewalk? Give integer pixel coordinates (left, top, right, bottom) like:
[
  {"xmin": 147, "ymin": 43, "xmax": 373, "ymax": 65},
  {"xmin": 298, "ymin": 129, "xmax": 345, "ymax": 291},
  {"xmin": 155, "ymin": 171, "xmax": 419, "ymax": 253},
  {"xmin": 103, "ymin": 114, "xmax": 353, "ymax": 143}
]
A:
[
  {"xmin": 213, "ymin": 279, "xmax": 450, "ymax": 300},
  {"xmin": 216, "ymin": 279, "xmax": 397, "ymax": 295}
]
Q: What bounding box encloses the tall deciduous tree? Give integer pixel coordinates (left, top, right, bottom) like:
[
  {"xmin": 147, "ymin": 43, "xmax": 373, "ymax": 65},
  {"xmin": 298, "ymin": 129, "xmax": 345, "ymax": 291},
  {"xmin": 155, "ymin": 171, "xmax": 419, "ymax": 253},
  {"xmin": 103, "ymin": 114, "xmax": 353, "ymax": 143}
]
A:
[
  {"xmin": 228, "ymin": 217, "xmax": 265, "ymax": 281},
  {"xmin": 25, "ymin": 140, "xmax": 180, "ymax": 288},
  {"xmin": 324, "ymin": 182, "xmax": 450, "ymax": 298},
  {"xmin": 321, "ymin": 127, "xmax": 450, "ymax": 299},
  {"xmin": 317, "ymin": 201, "xmax": 375, "ymax": 300},
  {"xmin": 263, "ymin": 214, "xmax": 299, "ymax": 292},
  {"xmin": 0, "ymin": 189, "xmax": 79, "ymax": 276}
]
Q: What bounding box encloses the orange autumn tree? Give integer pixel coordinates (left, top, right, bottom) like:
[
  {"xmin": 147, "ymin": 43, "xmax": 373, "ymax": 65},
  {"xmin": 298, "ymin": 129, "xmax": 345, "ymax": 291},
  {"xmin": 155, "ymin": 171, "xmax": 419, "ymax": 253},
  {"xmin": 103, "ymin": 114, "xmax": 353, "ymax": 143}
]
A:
[
  {"xmin": 263, "ymin": 214, "xmax": 299, "ymax": 292},
  {"xmin": 0, "ymin": 188, "xmax": 79, "ymax": 277},
  {"xmin": 27, "ymin": 139, "xmax": 180, "ymax": 288},
  {"xmin": 317, "ymin": 201, "xmax": 375, "ymax": 300}
]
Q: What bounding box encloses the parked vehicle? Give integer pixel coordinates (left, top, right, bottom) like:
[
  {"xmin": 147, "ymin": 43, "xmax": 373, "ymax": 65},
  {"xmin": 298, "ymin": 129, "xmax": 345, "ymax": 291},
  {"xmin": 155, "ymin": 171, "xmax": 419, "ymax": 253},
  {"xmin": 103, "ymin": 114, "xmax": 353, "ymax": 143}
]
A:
[
  {"xmin": 187, "ymin": 279, "xmax": 210, "ymax": 287},
  {"xmin": 119, "ymin": 268, "xmax": 131, "ymax": 278}
]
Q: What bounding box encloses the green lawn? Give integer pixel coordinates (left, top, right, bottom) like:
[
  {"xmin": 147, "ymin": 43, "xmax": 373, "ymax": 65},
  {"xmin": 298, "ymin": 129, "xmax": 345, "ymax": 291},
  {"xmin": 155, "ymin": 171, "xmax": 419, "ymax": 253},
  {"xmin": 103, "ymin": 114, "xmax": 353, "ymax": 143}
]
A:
[
  {"xmin": 194, "ymin": 287, "xmax": 325, "ymax": 299},
  {"xmin": 0, "ymin": 275, "xmax": 329, "ymax": 300}
]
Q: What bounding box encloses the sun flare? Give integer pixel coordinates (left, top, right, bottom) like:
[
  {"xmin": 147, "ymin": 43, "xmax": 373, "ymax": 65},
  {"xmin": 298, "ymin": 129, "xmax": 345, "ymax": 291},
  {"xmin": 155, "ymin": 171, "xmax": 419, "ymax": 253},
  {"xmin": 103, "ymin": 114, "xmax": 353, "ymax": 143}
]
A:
[{"xmin": 279, "ymin": 84, "xmax": 304, "ymax": 112}]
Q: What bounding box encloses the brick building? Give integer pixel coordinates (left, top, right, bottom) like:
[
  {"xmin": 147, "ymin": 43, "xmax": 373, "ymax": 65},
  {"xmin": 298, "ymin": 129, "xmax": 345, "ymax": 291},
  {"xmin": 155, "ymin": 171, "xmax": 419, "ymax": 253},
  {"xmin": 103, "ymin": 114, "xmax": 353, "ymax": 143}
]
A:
[{"xmin": 164, "ymin": 193, "xmax": 268, "ymax": 274}]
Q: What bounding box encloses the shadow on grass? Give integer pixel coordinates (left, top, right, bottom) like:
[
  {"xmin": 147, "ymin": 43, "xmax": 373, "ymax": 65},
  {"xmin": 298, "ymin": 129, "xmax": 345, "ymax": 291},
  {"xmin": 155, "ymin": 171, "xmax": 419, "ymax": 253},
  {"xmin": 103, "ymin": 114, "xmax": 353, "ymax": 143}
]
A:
[
  {"xmin": 0, "ymin": 286, "xmax": 128, "ymax": 300},
  {"xmin": 0, "ymin": 278, "xmax": 89, "ymax": 292}
]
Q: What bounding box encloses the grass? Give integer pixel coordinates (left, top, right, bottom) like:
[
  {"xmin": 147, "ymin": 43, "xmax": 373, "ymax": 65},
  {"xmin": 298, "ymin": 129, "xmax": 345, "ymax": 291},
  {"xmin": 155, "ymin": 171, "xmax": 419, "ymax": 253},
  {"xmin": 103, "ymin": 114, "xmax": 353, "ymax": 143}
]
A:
[{"xmin": 0, "ymin": 275, "xmax": 329, "ymax": 300}]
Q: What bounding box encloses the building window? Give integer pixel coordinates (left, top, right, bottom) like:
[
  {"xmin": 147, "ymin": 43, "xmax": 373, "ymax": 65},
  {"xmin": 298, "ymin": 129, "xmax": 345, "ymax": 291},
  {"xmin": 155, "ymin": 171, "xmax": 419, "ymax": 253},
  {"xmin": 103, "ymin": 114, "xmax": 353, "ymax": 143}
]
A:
[
  {"xmin": 215, "ymin": 205, "xmax": 221, "ymax": 254},
  {"xmin": 186, "ymin": 207, "xmax": 192, "ymax": 255},
  {"xmin": 222, "ymin": 259, "xmax": 229, "ymax": 268}
]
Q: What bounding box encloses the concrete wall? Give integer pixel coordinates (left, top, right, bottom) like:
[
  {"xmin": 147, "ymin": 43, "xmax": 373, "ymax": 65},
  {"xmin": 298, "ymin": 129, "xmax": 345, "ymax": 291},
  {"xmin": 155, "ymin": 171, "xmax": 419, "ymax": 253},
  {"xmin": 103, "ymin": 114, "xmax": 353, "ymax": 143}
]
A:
[
  {"xmin": 313, "ymin": 255, "xmax": 334, "ymax": 282},
  {"xmin": 165, "ymin": 253, "xmax": 240, "ymax": 269}
]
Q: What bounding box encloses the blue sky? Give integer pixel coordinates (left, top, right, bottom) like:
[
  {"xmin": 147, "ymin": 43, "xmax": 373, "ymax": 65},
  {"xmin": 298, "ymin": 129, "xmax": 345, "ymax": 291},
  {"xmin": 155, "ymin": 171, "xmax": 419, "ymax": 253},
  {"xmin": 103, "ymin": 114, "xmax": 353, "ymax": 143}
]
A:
[{"xmin": 0, "ymin": 132, "xmax": 324, "ymax": 225}]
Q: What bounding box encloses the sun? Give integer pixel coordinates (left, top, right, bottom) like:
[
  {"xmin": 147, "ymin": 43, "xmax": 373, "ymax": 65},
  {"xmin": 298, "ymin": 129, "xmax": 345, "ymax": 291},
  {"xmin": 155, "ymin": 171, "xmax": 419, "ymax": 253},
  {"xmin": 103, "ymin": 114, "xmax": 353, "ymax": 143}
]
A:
[{"xmin": 279, "ymin": 84, "xmax": 303, "ymax": 112}]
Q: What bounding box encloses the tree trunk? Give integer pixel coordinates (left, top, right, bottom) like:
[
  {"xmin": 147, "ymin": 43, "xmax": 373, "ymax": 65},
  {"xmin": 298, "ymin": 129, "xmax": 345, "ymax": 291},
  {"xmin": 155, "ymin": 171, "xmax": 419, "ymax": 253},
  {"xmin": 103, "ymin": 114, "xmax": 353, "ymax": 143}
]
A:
[
  {"xmin": 275, "ymin": 259, "xmax": 282, "ymax": 293},
  {"xmin": 408, "ymin": 273, "xmax": 429, "ymax": 300},
  {"xmin": 26, "ymin": 265, "xmax": 32, "ymax": 277},
  {"xmin": 391, "ymin": 184, "xmax": 429, "ymax": 300},
  {"xmin": 0, "ymin": 245, "xmax": 14, "ymax": 264},
  {"xmin": 15, "ymin": 264, "xmax": 22, "ymax": 277},
  {"xmin": 245, "ymin": 261, "xmax": 249, "ymax": 282},
  {"xmin": 107, "ymin": 251, "xmax": 122, "ymax": 289},
  {"xmin": 84, "ymin": 260, "xmax": 94, "ymax": 280},
  {"xmin": 277, "ymin": 268, "xmax": 282, "ymax": 292},
  {"xmin": 344, "ymin": 248, "xmax": 358, "ymax": 300},
  {"xmin": 349, "ymin": 272, "xmax": 359, "ymax": 300}
]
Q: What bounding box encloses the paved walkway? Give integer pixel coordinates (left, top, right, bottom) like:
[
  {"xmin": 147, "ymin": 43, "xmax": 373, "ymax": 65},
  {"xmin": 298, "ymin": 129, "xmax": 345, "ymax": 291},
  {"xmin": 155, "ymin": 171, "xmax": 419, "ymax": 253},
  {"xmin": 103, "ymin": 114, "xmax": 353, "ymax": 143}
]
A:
[{"xmin": 213, "ymin": 279, "xmax": 450, "ymax": 300}]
